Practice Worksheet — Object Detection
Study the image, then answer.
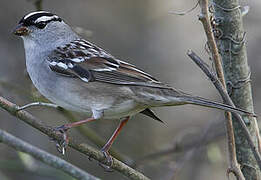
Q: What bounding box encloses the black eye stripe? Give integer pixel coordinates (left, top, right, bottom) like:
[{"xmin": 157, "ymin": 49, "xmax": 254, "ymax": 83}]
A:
[
  {"xmin": 35, "ymin": 22, "xmax": 47, "ymax": 29},
  {"xmin": 19, "ymin": 12, "xmax": 62, "ymax": 27}
]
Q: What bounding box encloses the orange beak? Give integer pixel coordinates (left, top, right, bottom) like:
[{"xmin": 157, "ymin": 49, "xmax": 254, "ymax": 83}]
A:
[{"xmin": 13, "ymin": 24, "xmax": 29, "ymax": 36}]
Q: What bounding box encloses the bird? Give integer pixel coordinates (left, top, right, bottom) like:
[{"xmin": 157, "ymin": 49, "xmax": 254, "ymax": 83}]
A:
[{"xmin": 13, "ymin": 11, "xmax": 254, "ymax": 166}]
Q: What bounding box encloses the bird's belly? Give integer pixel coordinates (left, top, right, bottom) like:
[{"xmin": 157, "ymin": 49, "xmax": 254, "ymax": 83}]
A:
[
  {"xmin": 102, "ymin": 100, "xmax": 146, "ymax": 119},
  {"xmin": 48, "ymin": 82, "xmax": 145, "ymax": 119},
  {"xmin": 47, "ymin": 81, "xmax": 145, "ymax": 119}
]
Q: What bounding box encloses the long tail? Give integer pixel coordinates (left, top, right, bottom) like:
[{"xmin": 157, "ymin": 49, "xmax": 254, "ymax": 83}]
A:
[{"xmin": 179, "ymin": 95, "xmax": 256, "ymax": 117}]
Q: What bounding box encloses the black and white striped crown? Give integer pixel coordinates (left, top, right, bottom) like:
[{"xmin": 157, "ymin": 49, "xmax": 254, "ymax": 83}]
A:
[{"xmin": 19, "ymin": 11, "xmax": 62, "ymax": 26}]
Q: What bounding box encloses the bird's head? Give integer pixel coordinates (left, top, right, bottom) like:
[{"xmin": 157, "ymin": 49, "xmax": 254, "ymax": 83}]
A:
[{"xmin": 13, "ymin": 11, "xmax": 77, "ymax": 47}]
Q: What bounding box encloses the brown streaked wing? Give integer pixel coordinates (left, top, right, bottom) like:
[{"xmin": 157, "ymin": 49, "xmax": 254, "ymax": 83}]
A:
[{"xmin": 48, "ymin": 39, "xmax": 171, "ymax": 88}]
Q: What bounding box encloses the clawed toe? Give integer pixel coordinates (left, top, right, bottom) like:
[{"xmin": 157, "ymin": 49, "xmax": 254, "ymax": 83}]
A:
[
  {"xmin": 16, "ymin": 106, "xmax": 27, "ymax": 112},
  {"xmin": 52, "ymin": 125, "xmax": 69, "ymax": 155},
  {"xmin": 16, "ymin": 102, "xmax": 59, "ymax": 112},
  {"xmin": 99, "ymin": 150, "xmax": 114, "ymax": 172},
  {"xmin": 56, "ymin": 141, "xmax": 67, "ymax": 155}
]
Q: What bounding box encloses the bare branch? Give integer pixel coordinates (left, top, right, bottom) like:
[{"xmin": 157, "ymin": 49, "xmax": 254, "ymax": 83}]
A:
[
  {"xmin": 0, "ymin": 78, "xmax": 127, "ymax": 162},
  {"xmin": 210, "ymin": 0, "xmax": 261, "ymax": 178},
  {"xmin": 0, "ymin": 96, "xmax": 150, "ymax": 180},
  {"xmin": 198, "ymin": 0, "xmax": 225, "ymax": 82},
  {"xmin": 198, "ymin": 0, "xmax": 245, "ymax": 178},
  {"xmin": 187, "ymin": 50, "xmax": 261, "ymax": 173},
  {"xmin": 17, "ymin": 101, "xmax": 131, "ymax": 163},
  {"xmin": 169, "ymin": 1, "xmax": 199, "ymax": 16},
  {"xmin": 0, "ymin": 129, "xmax": 99, "ymax": 180}
]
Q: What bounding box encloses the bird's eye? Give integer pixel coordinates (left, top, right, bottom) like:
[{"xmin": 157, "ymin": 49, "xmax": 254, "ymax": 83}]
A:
[{"xmin": 35, "ymin": 22, "xmax": 47, "ymax": 29}]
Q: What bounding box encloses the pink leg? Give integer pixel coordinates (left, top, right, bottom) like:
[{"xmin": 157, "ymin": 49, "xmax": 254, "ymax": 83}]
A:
[
  {"xmin": 56, "ymin": 117, "xmax": 96, "ymax": 131},
  {"xmin": 100, "ymin": 117, "xmax": 130, "ymax": 168}
]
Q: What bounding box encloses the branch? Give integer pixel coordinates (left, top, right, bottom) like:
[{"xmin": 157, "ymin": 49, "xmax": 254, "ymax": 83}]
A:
[
  {"xmin": 198, "ymin": 0, "xmax": 225, "ymax": 82},
  {"xmin": 0, "ymin": 96, "xmax": 150, "ymax": 180},
  {"xmin": 17, "ymin": 101, "xmax": 129, "ymax": 162},
  {"xmin": 0, "ymin": 129, "xmax": 99, "ymax": 180},
  {"xmin": 0, "ymin": 78, "xmax": 127, "ymax": 162},
  {"xmin": 199, "ymin": 0, "xmax": 261, "ymax": 178},
  {"xmin": 187, "ymin": 50, "xmax": 261, "ymax": 172},
  {"xmin": 198, "ymin": 0, "xmax": 244, "ymax": 178}
]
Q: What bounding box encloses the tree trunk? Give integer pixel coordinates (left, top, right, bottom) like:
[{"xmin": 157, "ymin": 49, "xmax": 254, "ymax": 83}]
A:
[{"xmin": 212, "ymin": 0, "xmax": 261, "ymax": 179}]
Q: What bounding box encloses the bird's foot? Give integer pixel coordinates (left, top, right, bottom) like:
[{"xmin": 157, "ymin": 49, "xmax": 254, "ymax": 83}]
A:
[
  {"xmin": 52, "ymin": 125, "xmax": 69, "ymax": 155},
  {"xmin": 99, "ymin": 149, "xmax": 114, "ymax": 172}
]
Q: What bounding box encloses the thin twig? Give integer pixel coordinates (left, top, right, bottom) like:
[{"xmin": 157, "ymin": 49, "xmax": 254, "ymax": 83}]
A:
[
  {"xmin": 169, "ymin": 1, "xmax": 199, "ymax": 16},
  {"xmin": 187, "ymin": 50, "xmax": 261, "ymax": 173},
  {"xmin": 0, "ymin": 96, "xmax": 150, "ymax": 180},
  {"xmin": 198, "ymin": 0, "xmax": 224, "ymax": 81},
  {"xmin": 0, "ymin": 129, "xmax": 99, "ymax": 180},
  {"xmin": 198, "ymin": 0, "xmax": 245, "ymax": 178}
]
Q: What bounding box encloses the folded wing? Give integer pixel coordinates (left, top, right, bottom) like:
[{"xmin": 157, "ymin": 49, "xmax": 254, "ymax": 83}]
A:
[{"xmin": 48, "ymin": 39, "xmax": 172, "ymax": 89}]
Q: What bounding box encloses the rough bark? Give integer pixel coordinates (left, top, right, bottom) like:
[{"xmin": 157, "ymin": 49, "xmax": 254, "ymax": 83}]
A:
[{"xmin": 212, "ymin": 0, "xmax": 261, "ymax": 178}]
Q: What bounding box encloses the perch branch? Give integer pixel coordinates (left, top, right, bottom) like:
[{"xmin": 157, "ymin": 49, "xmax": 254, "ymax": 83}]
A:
[
  {"xmin": 0, "ymin": 79, "xmax": 126, "ymax": 162},
  {"xmin": 17, "ymin": 101, "xmax": 129, "ymax": 162},
  {"xmin": 0, "ymin": 96, "xmax": 150, "ymax": 180}
]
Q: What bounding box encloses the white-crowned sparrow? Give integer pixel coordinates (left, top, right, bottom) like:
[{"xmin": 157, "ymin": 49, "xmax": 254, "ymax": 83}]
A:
[{"xmin": 13, "ymin": 11, "xmax": 254, "ymax": 164}]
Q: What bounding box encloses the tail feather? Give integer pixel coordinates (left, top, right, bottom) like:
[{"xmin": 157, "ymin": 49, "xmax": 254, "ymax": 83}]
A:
[
  {"xmin": 180, "ymin": 96, "xmax": 256, "ymax": 117},
  {"xmin": 140, "ymin": 108, "xmax": 164, "ymax": 123}
]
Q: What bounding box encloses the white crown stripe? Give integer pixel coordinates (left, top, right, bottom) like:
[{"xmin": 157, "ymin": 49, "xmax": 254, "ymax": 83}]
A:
[
  {"xmin": 23, "ymin": 11, "xmax": 50, "ymax": 20},
  {"xmin": 34, "ymin": 15, "xmax": 59, "ymax": 23}
]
